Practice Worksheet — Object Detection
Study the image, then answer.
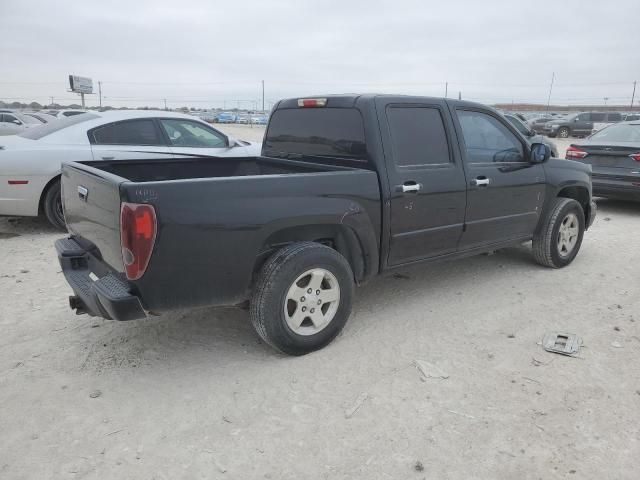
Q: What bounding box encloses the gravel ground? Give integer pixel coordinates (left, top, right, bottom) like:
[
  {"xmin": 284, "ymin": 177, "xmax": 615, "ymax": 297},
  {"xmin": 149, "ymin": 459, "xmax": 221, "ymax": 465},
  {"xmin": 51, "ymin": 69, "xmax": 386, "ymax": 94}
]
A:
[{"xmin": 1, "ymin": 127, "xmax": 638, "ymax": 479}]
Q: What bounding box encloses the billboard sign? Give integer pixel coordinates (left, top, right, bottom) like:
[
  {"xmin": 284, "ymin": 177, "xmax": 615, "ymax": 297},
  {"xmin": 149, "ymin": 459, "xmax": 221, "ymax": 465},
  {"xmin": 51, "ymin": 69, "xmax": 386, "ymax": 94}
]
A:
[{"xmin": 69, "ymin": 75, "xmax": 93, "ymax": 94}]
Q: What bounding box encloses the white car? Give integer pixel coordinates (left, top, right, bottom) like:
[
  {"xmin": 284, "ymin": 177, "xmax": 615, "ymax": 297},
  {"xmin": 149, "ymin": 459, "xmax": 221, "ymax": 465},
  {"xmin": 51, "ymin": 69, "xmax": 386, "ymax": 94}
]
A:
[
  {"xmin": 0, "ymin": 110, "xmax": 261, "ymax": 229},
  {"xmin": 0, "ymin": 111, "xmax": 44, "ymax": 136}
]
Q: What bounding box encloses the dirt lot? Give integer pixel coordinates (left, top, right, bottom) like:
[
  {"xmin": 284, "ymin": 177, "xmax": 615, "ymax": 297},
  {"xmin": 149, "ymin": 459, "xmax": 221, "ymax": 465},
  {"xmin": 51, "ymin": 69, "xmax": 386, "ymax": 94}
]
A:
[{"xmin": 1, "ymin": 127, "xmax": 639, "ymax": 479}]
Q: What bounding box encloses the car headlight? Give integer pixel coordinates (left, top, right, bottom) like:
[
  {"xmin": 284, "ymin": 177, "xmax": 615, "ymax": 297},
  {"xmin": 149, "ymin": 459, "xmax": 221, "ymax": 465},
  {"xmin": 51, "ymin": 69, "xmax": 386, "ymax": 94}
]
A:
[{"xmin": 550, "ymin": 124, "xmax": 559, "ymax": 130}]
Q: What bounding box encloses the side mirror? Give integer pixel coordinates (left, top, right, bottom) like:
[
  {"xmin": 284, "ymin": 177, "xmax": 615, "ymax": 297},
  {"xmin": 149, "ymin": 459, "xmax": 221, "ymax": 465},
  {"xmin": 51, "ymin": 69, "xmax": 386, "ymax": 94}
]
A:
[
  {"xmin": 12, "ymin": 119, "xmax": 22, "ymax": 125},
  {"xmin": 227, "ymin": 137, "xmax": 238, "ymax": 148},
  {"xmin": 527, "ymin": 129, "xmax": 536, "ymax": 137},
  {"xmin": 530, "ymin": 143, "xmax": 551, "ymax": 163}
]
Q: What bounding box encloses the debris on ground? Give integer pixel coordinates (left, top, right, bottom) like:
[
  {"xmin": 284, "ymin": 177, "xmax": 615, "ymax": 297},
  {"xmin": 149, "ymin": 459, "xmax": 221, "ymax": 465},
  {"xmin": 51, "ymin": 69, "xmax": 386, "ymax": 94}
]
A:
[
  {"xmin": 447, "ymin": 409, "xmax": 475, "ymax": 419},
  {"xmin": 414, "ymin": 461, "xmax": 424, "ymax": 471},
  {"xmin": 412, "ymin": 360, "xmax": 449, "ymax": 381},
  {"xmin": 345, "ymin": 392, "xmax": 369, "ymax": 419},
  {"xmin": 89, "ymin": 390, "xmax": 102, "ymax": 398},
  {"xmin": 541, "ymin": 332, "xmax": 581, "ymax": 356},
  {"xmin": 610, "ymin": 341, "xmax": 623, "ymax": 348}
]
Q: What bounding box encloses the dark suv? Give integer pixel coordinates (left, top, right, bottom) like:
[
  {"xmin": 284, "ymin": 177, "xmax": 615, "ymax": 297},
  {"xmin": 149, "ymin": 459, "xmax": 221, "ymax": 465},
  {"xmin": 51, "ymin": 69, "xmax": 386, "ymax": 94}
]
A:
[{"xmin": 543, "ymin": 112, "xmax": 623, "ymax": 138}]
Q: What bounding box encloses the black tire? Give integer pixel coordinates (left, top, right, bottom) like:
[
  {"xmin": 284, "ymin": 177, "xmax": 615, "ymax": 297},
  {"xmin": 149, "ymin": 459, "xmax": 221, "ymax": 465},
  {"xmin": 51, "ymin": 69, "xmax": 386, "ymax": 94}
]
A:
[
  {"xmin": 533, "ymin": 198, "xmax": 585, "ymax": 268},
  {"xmin": 43, "ymin": 179, "xmax": 66, "ymax": 230},
  {"xmin": 250, "ymin": 242, "xmax": 354, "ymax": 355},
  {"xmin": 557, "ymin": 127, "xmax": 570, "ymax": 138}
]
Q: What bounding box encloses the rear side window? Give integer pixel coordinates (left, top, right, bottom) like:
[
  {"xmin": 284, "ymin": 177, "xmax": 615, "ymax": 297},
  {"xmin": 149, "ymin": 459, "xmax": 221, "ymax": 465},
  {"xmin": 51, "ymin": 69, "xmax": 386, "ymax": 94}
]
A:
[
  {"xmin": 606, "ymin": 113, "xmax": 622, "ymax": 122},
  {"xmin": 591, "ymin": 113, "xmax": 606, "ymax": 122},
  {"xmin": 386, "ymin": 106, "xmax": 451, "ymax": 167},
  {"xmin": 90, "ymin": 119, "xmax": 164, "ymax": 146},
  {"xmin": 264, "ymin": 108, "xmax": 366, "ymax": 161}
]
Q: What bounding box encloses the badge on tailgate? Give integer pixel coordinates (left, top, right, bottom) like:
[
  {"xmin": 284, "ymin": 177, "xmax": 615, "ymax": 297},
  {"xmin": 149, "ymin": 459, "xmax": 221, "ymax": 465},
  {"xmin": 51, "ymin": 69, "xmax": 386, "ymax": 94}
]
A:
[{"xmin": 77, "ymin": 185, "xmax": 88, "ymax": 201}]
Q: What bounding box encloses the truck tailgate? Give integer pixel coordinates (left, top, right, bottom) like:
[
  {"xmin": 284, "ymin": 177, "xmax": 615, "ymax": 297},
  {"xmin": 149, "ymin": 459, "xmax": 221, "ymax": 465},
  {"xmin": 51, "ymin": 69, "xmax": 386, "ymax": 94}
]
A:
[{"xmin": 61, "ymin": 163, "xmax": 125, "ymax": 272}]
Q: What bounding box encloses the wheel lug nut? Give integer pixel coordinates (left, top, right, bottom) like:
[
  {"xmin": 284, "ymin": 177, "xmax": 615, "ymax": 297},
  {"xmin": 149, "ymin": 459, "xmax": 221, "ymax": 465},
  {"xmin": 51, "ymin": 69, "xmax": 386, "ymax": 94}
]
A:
[
  {"xmin": 316, "ymin": 290, "xmax": 320, "ymax": 295},
  {"xmin": 310, "ymin": 308, "xmax": 315, "ymax": 314},
  {"xmin": 300, "ymin": 296, "xmax": 305, "ymax": 302},
  {"xmin": 307, "ymin": 288, "xmax": 312, "ymax": 294},
  {"xmin": 317, "ymin": 299, "xmax": 322, "ymax": 305},
  {"xmin": 302, "ymin": 306, "xmax": 307, "ymax": 312}
]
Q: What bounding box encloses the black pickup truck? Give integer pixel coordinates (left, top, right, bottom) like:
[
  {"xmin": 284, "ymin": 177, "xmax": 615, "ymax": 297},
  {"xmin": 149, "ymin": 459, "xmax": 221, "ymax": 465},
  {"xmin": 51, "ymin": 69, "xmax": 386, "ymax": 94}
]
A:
[{"xmin": 56, "ymin": 95, "xmax": 596, "ymax": 355}]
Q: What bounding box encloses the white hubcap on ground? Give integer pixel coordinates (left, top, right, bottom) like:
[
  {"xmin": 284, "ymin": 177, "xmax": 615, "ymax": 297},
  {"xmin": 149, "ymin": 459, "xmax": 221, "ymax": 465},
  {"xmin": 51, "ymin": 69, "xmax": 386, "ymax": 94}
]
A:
[
  {"xmin": 284, "ymin": 268, "xmax": 340, "ymax": 336},
  {"xmin": 557, "ymin": 213, "xmax": 579, "ymax": 257}
]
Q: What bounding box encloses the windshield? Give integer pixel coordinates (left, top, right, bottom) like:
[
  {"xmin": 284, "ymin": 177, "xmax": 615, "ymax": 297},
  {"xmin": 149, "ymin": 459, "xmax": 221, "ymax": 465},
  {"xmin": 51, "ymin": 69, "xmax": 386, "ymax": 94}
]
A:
[
  {"xmin": 19, "ymin": 114, "xmax": 43, "ymax": 125},
  {"xmin": 18, "ymin": 113, "xmax": 99, "ymax": 139},
  {"xmin": 590, "ymin": 123, "xmax": 640, "ymax": 142}
]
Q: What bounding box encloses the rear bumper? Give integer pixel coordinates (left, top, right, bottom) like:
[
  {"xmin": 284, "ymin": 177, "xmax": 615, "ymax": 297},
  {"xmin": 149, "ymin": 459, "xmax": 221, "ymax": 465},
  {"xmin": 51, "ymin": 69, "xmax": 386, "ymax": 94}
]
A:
[{"xmin": 55, "ymin": 237, "xmax": 146, "ymax": 321}]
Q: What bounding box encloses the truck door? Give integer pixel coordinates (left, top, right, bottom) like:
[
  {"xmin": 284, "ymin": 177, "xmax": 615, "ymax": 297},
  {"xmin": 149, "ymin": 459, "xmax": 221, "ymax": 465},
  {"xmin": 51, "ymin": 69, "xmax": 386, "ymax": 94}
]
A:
[
  {"xmin": 377, "ymin": 98, "xmax": 468, "ymax": 265},
  {"xmin": 452, "ymin": 107, "xmax": 545, "ymax": 250}
]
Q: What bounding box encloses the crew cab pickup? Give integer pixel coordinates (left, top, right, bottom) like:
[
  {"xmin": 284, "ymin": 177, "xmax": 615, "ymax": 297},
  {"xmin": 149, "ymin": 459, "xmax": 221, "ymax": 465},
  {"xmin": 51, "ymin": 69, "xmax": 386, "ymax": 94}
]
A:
[{"xmin": 56, "ymin": 95, "xmax": 596, "ymax": 355}]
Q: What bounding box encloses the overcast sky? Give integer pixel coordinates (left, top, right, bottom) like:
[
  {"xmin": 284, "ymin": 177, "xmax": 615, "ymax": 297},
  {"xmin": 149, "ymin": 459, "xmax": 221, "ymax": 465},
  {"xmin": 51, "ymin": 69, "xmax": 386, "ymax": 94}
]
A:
[{"xmin": 2, "ymin": 0, "xmax": 639, "ymax": 109}]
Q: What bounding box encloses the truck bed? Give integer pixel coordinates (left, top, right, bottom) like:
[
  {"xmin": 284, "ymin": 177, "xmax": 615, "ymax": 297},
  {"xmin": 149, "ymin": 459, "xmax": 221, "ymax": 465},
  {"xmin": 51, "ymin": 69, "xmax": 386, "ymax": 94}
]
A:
[
  {"xmin": 79, "ymin": 155, "xmax": 349, "ymax": 182},
  {"xmin": 60, "ymin": 155, "xmax": 381, "ymax": 312}
]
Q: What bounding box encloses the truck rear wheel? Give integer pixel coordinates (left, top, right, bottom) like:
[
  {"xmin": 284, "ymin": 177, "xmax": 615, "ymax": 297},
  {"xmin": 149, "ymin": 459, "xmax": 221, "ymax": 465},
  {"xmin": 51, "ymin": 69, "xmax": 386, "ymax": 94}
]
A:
[
  {"xmin": 43, "ymin": 179, "xmax": 66, "ymax": 231},
  {"xmin": 250, "ymin": 242, "xmax": 354, "ymax": 355},
  {"xmin": 532, "ymin": 198, "xmax": 585, "ymax": 268}
]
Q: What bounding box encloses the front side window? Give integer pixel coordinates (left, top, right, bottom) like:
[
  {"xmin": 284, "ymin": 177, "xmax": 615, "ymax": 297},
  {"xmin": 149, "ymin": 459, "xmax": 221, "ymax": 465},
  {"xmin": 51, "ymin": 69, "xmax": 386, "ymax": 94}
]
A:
[
  {"xmin": 575, "ymin": 113, "xmax": 591, "ymax": 122},
  {"xmin": 90, "ymin": 119, "xmax": 164, "ymax": 146},
  {"xmin": 159, "ymin": 119, "xmax": 227, "ymax": 148},
  {"xmin": 457, "ymin": 110, "xmax": 524, "ymax": 164},
  {"xmin": 386, "ymin": 106, "xmax": 451, "ymax": 167}
]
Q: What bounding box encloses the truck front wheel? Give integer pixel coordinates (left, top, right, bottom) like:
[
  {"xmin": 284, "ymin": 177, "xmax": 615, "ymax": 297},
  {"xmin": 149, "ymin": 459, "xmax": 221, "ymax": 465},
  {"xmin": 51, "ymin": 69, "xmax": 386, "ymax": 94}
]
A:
[
  {"xmin": 250, "ymin": 242, "xmax": 354, "ymax": 355},
  {"xmin": 557, "ymin": 127, "xmax": 570, "ymax": 138},
  {"xmin": 532, "ymin": 198, "xmax": 585, "ymax": 268}
]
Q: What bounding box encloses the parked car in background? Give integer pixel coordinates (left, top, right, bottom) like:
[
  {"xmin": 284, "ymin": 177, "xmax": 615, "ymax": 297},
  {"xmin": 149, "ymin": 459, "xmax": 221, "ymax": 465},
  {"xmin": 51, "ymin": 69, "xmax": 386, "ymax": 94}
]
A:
[
  {"xmin": 544, "ymin": 112, "xmax": 623, "ymax": 138},
  {"xmin": 504, "ymin": 114, "xmax": 559, "ymax": 157},
  {"xmin": 623, "ymin": 113, "xmax": 640, "ymax": 121},
  {"xmin": 566, "ymin": 121, "xmax": 640, "ymax": 201},
  {"xmin": 55, "ymin": 109, "xmax": 88, "ymax": 118},
  {"xmin": 530, "ymin": 116, "xmax": 558, "ymax": 134},
  {"xmin": 216, "ymin": 112, "xmax": 236, "ymax": 123},
  {"xmin": 251, "ymin": 115, "xmax": 268, "ymax": 125},
  {"xmin": 0, "ymin": 110, "xmax": 261, "ymax": 229},
  {"xmin": 23, "ymin": 112, "xmax": 59, "ymax": 123},
  {"xmin": 55, "ymin": 94, "xmax": 595, "ymax": 355},
  {"xmin": 0, "ymin": 111, "xmax": 44, "ymax": 135},
  {"xmin": 236, "ymin": 114, "xmax": 251, "ymax": 124}
]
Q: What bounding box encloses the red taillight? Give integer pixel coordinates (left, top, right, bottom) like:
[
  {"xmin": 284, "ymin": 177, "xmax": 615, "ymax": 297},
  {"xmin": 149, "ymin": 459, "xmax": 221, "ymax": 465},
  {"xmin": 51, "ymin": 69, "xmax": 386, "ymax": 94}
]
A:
[
  {"xmin": 630, "ymin": 153, "xmax": 640, "ymax": 162},
  {"xmin": 566, "ymin": 146, "xmax": 589, "ymax": 160},
  {"xmin": 297, "ymin": 98, "xmax": 327, "ymax": 108},
  {"xmin": 120, "ymin": 202, "xmax": 157, "ymax": 280}
]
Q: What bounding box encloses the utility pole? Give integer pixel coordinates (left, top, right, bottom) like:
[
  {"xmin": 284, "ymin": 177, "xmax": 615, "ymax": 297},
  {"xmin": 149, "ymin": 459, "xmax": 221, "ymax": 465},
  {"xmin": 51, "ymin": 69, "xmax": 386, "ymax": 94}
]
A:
[
  {"xmin": 603, "ymin": 97, "xmax": 609, "ymax": 106},
  {"xmin": 458, "ymin": 91, "xmax": 461, "ymax": 100},
  {"xmin": 261, "ymin": 80, "xmax": 265, "ymax": 112},
  {"xmin": 49, "ymin": 96, "xmax": 54, "ymax": 106},
  {"xmin": 631, "ymin": 81, "xmax": 637, "ymax": 110},
  {"xmin": 80, "ymin": 93, "xmax": 85, "ymax": 109},
  {"xmin": 445, "ymin": 82, "xmax": 448, "ymax": 98},
  {"xmin": 98, "ymin": 81, "xmax": 102, "ymax": 108},
  {"xmin": 546, "ymin": 72, "xmax": 555, "ymax": 112},
  {"xmin": 163, "ymin": 98, "xmax": 167, "ymax": 111}
]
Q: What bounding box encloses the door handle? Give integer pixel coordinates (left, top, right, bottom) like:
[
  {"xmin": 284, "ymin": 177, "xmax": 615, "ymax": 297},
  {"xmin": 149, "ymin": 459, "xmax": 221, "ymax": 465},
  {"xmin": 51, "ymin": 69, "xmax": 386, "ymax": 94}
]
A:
[
  {"xmin": 471, "ymin": 177, "xmax": 491, "ymax": 187},
  {"xmin": 101, "ymin": 156, "xmax": 115, "ymax": 160},
  {"xmin": 396, "ymin": 182, "xmax": 422, "ymax": 193}
]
